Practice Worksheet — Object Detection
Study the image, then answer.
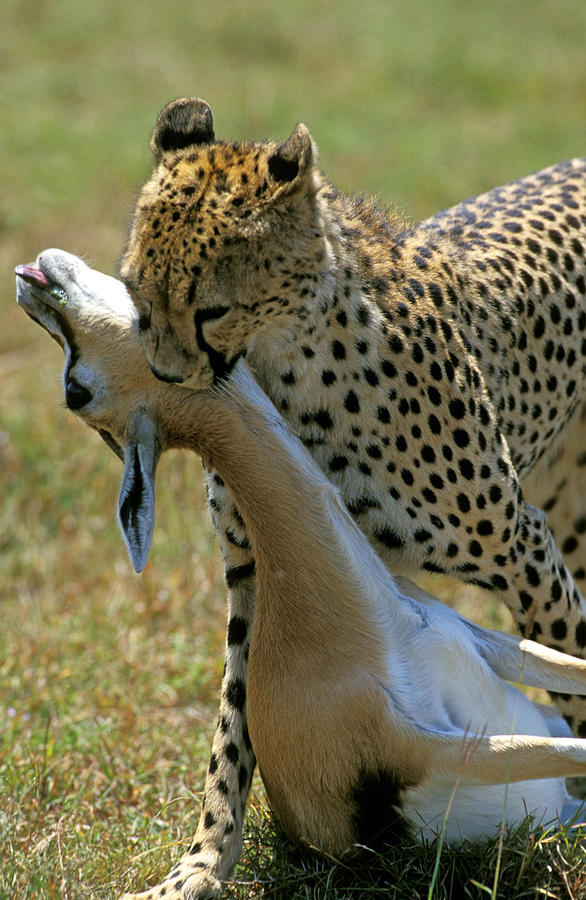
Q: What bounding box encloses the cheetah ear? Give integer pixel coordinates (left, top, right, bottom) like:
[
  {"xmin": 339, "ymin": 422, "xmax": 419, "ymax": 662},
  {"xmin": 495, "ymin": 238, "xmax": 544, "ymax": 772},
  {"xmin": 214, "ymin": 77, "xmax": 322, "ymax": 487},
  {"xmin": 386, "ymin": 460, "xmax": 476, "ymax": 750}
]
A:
[
  {"xmin": 267, "ymin": 124, "xmax": 316, "ymax": 194},
  {"xmin": 151, "ymin": 97, "xmax": 215, "ymax": 160},
  {"xmin": 117, "ymin": 409, "xmax": 162, "ymax": 573}
]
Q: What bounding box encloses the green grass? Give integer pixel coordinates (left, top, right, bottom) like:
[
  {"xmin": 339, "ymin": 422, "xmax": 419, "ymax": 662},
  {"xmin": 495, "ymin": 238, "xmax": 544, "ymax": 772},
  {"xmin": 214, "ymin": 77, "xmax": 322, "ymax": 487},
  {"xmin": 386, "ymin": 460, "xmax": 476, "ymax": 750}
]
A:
[
  {"xmin": 231, "ymin": 805, "xmax": 586, "ymax": 899},
  {"xmin": 2, "ymin": 0, "xmax": 586, "ymax": 896}
]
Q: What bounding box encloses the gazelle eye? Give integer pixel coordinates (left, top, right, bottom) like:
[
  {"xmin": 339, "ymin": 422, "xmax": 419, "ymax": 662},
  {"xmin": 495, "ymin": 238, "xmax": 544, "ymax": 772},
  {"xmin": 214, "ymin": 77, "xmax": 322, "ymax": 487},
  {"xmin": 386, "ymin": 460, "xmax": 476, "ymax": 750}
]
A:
[{"xmin": 65, "ymin": 379, "xmax": 93, "ymax": 410}]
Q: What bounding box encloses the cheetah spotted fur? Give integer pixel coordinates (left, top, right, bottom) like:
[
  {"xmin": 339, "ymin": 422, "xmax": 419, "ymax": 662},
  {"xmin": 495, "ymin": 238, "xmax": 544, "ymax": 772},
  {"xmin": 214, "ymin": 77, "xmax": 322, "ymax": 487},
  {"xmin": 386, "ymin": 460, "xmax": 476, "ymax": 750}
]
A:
[{"xmin": 118, "ymin": 98, "xmax": 585, "ymax": 898}]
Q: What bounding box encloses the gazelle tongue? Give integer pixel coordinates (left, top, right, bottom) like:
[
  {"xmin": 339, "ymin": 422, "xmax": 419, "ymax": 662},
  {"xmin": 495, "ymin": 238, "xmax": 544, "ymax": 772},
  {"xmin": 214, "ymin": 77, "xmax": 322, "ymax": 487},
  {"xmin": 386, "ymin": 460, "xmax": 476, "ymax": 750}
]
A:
[{"xmin": 14, "ymin": 265, "xmax": 51, "ymax": 288}]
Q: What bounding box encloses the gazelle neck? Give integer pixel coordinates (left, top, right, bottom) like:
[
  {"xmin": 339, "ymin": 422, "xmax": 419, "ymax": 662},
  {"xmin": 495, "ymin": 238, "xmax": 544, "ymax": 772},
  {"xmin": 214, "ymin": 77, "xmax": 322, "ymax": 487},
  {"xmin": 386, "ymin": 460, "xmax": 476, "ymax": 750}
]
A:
[{"xmin": 162, "ymin": 362, "xmax": 412, "ymax": 659}]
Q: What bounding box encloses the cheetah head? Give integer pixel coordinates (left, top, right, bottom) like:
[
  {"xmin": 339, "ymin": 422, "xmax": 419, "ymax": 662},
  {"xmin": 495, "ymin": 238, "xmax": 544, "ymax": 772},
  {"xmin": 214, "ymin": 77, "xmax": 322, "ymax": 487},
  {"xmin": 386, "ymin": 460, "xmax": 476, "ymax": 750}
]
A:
[{"xmin": 120, "ymin": 97, "xmax": 322, "ymax": 389}]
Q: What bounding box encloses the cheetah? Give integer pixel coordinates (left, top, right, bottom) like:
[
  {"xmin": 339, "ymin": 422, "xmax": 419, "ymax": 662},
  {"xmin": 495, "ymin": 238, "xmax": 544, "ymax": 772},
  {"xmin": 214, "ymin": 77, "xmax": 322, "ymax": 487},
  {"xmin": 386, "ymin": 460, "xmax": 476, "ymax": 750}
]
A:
[
  {"xmin": 118, "ymin": 97, "xmax": 586, "ymax": 897},
  {"xmin": 15, "ymin": 250, "xmax": 586, "ymax": 888}
]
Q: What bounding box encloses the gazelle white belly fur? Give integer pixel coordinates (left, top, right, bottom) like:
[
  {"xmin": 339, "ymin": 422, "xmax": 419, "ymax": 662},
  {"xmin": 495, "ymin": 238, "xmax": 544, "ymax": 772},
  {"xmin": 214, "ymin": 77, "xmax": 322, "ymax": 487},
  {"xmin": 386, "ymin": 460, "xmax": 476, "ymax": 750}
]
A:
[{"xmin": 390, "ymin": 592, "xmax": 577, "ymax": 839}]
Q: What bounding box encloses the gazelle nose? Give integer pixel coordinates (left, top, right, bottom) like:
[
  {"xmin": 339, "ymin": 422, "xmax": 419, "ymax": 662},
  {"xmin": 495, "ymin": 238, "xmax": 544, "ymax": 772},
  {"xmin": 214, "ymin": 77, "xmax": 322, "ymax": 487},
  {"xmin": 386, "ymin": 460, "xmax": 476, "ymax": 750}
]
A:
[{"xmin": 150, "ymin": 365, "xmax": 185, "ymax": 384}]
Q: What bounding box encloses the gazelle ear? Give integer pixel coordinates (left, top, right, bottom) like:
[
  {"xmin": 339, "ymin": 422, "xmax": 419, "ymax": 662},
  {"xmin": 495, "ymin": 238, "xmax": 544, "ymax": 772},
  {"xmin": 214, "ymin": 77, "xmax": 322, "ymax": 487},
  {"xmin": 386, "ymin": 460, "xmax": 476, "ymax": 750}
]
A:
[{"xmin": 117, "ymin": 409, "xmax": 162, "ymax": 573}]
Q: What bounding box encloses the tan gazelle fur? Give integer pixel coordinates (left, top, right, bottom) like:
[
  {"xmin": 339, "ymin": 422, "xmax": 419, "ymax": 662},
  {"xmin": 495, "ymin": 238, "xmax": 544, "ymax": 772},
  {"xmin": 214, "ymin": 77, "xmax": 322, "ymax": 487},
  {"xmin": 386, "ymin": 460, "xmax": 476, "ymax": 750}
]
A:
[{"xmin": 16, "ymin": 250, "xmax": 586, "ymax": 893}]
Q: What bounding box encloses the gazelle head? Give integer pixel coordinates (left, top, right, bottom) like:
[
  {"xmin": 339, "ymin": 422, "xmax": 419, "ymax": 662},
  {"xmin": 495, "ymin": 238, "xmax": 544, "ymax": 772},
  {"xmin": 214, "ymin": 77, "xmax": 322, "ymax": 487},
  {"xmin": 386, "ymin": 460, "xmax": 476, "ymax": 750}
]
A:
[{"xmin": 16, "ymin": 249, "xmax": 178, "ymax": 573}]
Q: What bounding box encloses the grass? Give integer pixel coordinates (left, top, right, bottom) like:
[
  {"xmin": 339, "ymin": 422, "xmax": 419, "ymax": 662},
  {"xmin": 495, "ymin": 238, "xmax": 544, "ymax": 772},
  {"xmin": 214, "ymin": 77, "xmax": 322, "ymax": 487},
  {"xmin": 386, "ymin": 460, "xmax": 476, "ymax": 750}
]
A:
[
  {"xmin": 231, "ymin": 803, "xmax": 586, "ymax": 899},
  {"xmin": 1, "ymin": 0, "xmax": 586, "ymax": 896}
]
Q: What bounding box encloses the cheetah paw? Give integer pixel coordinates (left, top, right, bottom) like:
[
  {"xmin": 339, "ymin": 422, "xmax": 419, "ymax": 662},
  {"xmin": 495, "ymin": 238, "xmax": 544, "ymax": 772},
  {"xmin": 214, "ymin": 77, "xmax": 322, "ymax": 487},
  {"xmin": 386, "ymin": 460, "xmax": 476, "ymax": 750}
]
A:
[{"xmin": 120, "ymin": 869, "xmax": 222, "ymax": 900}]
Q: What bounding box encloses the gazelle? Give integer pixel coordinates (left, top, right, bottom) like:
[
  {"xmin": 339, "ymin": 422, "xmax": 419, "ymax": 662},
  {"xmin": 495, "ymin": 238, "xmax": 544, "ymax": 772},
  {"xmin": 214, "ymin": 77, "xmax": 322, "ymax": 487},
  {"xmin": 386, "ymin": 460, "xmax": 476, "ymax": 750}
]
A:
[{"xmin": 16, "ymin": 249, "xmax": 586, "ymax": 894}]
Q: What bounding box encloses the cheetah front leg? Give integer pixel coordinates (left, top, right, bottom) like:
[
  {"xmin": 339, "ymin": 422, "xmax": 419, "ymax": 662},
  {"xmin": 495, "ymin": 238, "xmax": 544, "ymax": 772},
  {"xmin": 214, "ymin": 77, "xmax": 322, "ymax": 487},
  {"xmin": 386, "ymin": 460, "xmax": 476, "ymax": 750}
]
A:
[
  {"xmin": 523, "ymin": 402, "xmax": 586, "ymax": 736},
  {"xmin": 484, "ymin": 486, "xmax": 586, "ymax": 735},
  {"xmin": 121, "ymin": 564, "xmax": 256, "ymax": 900},
  {"xmin": 527, "ymin": 402, "xmax": 586, "ymax": 593}
]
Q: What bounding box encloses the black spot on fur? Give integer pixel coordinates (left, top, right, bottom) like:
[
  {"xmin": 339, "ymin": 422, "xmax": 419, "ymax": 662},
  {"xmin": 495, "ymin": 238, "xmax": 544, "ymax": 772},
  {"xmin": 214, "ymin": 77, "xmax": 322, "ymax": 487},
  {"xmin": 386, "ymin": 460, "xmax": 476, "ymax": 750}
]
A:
[
  {"xmin": 238, "ymin": 764, "xmax": 250, "ymax": 792},
  {"xmin": 225, "ymin": 743, "xmax": 239, "ymax": 764},
  {"xmin": 225, "ymin": 560, "xmax": 256, "ymax": 587},
  {"xmin": 227, "ymin": 616, "xmax": 248, "ymax": 646},
  {"xmin": 351, "ymin": 768, "xmax": 410, "ymax": 850},
  {"xmin": 344, "ymin": 390, "xmax": 360, "ymax": 412},
  {"xmin": 375, "ymin": 527, "xmax": 405, "ymax": 549},
  {"xmin": 226, "ymin": 678, "xmax": 246, "ymax": 711},
  {"xmin": 576, "ymin": 620, "xmax": 586, "ymax": 648}
]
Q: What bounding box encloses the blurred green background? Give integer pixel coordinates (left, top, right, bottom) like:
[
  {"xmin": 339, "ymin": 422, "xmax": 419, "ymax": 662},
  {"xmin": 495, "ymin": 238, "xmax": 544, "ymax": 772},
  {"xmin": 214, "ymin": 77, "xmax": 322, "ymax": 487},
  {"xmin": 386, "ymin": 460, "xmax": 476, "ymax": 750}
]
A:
[{"xmin": 1, "ymin": 0, "xmax": 585, "ymax": 896}]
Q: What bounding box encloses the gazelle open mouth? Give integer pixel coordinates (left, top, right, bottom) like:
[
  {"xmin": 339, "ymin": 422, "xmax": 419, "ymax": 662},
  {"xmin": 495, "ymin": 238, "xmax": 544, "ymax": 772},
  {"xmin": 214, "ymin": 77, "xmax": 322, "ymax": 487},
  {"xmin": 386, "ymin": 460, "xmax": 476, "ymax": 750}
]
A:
[{"xmin": 14, "ymin": 264, "xmax": 68, "ymax": 306}]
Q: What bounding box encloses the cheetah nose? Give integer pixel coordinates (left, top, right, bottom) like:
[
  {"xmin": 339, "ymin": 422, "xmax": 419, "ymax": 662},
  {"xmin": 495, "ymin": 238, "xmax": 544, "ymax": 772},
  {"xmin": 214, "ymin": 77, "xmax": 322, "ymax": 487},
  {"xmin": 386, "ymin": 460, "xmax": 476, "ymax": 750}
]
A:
[{"xmin": 150, "ymin": 364, "xmax": 185, "ymax": 384}]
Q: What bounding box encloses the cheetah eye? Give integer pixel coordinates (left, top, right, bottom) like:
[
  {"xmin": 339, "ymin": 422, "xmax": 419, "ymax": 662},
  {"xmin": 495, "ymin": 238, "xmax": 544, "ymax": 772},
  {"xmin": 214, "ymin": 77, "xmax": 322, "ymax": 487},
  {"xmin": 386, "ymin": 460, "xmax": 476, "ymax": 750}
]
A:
[
  {"xmin": 137, "ymin": 302, "xmax": 152, "ymax": 333},
  {"xmin": 65, "ymin": 379, "xmax": 93, "ymax": 410}
]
